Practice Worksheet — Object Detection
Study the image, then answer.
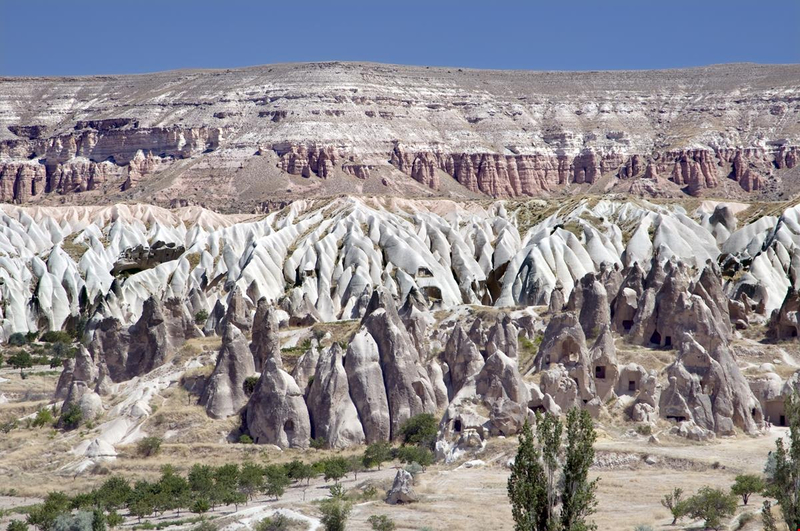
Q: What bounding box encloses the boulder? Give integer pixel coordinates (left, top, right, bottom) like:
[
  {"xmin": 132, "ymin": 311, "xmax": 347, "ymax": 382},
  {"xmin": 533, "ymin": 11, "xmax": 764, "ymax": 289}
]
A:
[{"xmin": 386, "ymin": 469, "xmax": 418, "ymax": 504}]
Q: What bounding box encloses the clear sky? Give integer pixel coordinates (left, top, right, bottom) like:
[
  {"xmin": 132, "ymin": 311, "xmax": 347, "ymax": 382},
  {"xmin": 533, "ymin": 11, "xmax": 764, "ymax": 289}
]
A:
[{"xmin": 1, "ymin": 0, "xmax": 798, "ymax": 76}]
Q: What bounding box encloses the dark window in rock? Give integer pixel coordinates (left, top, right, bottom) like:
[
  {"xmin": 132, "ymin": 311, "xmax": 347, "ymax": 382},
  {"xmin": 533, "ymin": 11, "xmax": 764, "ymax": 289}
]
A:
[
  {"xmin": 650, "ymin": 330, "xmax": 661, "ymax": 345},
  {"xmin": 595, "ymin": 366, "xmax": 606, "ymax": 379},
  {"xmin": 780, "ymin": 415, "xmax": 786, "ymax": 426},
  {"xmin": 622, "ymin": 320, "xmax": 633, "ymax": 332},
  {"xmin": 284, "ymin": 420, "xmax": 295, "ymax": 433},
  {"xmin": 454, "ymin": 419, "xmax": 462, "ymax": 432},
  {"xmin": 664, "ymin": 336, "xmax": 672, "ymax": 347},
  {"xmin": 667, "ymin": 415, "xmax": 686, "ymax": 423},
  {"xmin": 628, "ymin": 380, "xmax": 636, "ymax": 392}
]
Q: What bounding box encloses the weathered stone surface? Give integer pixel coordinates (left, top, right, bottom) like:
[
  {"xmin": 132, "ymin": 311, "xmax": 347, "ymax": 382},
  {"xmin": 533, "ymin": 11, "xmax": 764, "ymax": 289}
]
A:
[
  {"xmin": 306, "ymin": 344, "xmax": 365, "ymax": 448},
  {"xmin": 386, "ymin": 469, "xmax": 418, "ymax": 504},
  {"xmin": 245, "ymin": 359, "xmax": 311, "ymax": 448},
  {"xmin": 251, "ymin": 297, "xmax": 281, "ymax": 371},
  {"xmin": 344, "ymin": 329, "xmax": 391, "ymax": 443},
  {"xmin": 201, "ymin": 324, "xmax": 256, "ymax": 419}
]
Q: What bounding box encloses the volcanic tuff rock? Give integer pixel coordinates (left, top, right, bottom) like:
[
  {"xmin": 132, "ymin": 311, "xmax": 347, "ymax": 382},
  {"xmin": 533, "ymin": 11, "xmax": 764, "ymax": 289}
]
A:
[
  {"xmin": 200, "ymin": 323, "xmax": 255, "ymax": 419},
  {"xmin": 1, "ymin": 63, "xmax": 799, "ymax": 209}
]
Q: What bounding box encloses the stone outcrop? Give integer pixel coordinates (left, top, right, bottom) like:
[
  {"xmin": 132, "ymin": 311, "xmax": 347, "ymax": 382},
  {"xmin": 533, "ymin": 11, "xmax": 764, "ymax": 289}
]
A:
[
  {"xmin": 386, "ymin": 469, "xmax": 418, "ymax": 504},
  {"xmin": 251, "ymin": 297, "xmax": 281, "ymax": 371},
  {"xmin": 344, "ymin": 329, "xmax": 391, "ymax": 444},
  {"xmin": 245, "ymin": 359, "xmax": 312, "ymax": 448},
  {"xmin": 361, "ymin": 288, "xmax": 438, "ymax": 438},
  {"xmin": 305, "ymin": 343, "xmax": 365, "ymax": 448},
  {"xmin": 200, "ymin": 324, "xmax": 255, "ymax": 419},
  {"xmin": 767, "ymin": 288, "xmax": 800, "ymax": 340}
]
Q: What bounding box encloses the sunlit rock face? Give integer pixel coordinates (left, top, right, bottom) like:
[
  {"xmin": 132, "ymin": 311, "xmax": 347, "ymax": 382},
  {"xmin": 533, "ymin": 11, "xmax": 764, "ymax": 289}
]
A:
[{"xmin": 1, "ymin": 62, "xmax": 798, "ymax": 209}]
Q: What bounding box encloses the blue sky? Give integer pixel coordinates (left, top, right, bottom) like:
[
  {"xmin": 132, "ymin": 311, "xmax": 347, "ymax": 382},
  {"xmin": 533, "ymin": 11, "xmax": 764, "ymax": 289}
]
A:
[{"xmin": 1, "ymin": 0, "xmax": 798, "ymax": 76}]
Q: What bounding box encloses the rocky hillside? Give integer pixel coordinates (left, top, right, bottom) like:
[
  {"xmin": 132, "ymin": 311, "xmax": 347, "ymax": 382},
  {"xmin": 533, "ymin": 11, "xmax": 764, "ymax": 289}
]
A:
[{"xmin": 1, "ymin": 62, "xmax": 799, "ymax": 210}]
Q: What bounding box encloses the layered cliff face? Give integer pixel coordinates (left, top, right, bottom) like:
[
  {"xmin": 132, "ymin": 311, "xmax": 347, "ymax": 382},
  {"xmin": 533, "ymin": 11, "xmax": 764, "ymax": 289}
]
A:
[{"xmin": 0, "ymin": 62, "xmax": 798, "ymax": 208}]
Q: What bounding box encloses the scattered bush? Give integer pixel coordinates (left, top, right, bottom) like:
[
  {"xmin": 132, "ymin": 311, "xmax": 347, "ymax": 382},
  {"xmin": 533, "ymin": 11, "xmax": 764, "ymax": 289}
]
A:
[
  {"xmin": 32, "ymin": 407, "xmax": 56, "ymax": 428},
  {"xmin": 238, "ymin": 434, "xmax": 253, "ymax": 444},
  {"xmin": 8, "ymin": 521, "xmax": 29, "ymax": 531},
  {"xmin": 633, "ymin": 526, "xmax": 652, "ymax": 531},
  {"xmin": 634, "ymin": 424, "xmax": 652, "ymax": 436},
  {"xmin": 309, "ymin": 437, "xmax": 327, "ymax": 450},
  {"xmin": 59, "ymin": 404, "xmax": 83, "ymax": 431},
  {"xmin": 190, "ymin": 522, "xmax": 216, "ymax": 531},
  {"xmin": 40, "ymin": 331, "xmax": 73, "ymax": 344},
  {"xmin": 8, "ymin": 333, "xmax": 28, "ymax": 346},
  {"xmin": 368, "ymin": 515, "xmax": 396, "ymax": 531},
  {"xmin": 243, "ymin": 376, "xmax": 259, "ymax": 396},
  {"xmin": 319, "ymin": 497, "xmax": 351, "ymax": 531},
  {"xmin": 254, "ymin": 514, "xmax": 306, "ymax": 531},
  {"xmin": 194, "ymin": 310, "xmax": 209, "ymax": 326},
  {"xmin": 136, "ymin": 436, "xmax": 163, "ymax": 457},
  {"xmin": 52, "ymin": 511, "xmax": 93, "ymax": 531},
  {"xmin": 735, "ymin": 512, "xmax": 755, "ymax": 530}
]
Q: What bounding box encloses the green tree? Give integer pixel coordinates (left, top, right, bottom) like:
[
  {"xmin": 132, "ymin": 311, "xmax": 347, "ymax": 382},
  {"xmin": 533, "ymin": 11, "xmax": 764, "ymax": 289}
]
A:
[
  {"xmin": 508, "ymin": 420, "xmax": 548, "ymax": 531},
  {"xmin": 8, "ymin": 521, "xmax": 29, "ymax": 531},
  {"xmin": 32, "ymin": 408, "xmax": 56, "ymax": 429},
  {"xmin": 319, "ymin": 497, "xmax": 352, "ymax": 531},
  {"xmin": 95, "ymin": 476, "xmax": 132, "ymax": 511},
  {"xmin": 660, "ymin": 488, "xmax": 688, "ymax": 525},
  {"xmin": 322, "ymin": 457, "xmax": 349, "ymax": 484},
  {"xmin": 27, "ymin": 492, "xmax": 71, "ymax": 531},
  {"xmin": 367, "ymin": 515, "xmax": 396, "ymax": 531},
  {"xmin": 347, "ymin": 455, "xmax": 367, "ymax": 481},
  {"xmin": 127, "ymin": 481, "xmax": 155, "ymax": 522},
  {"xmin": 683, "ymin": 487, "xmax": 737, "ymax": 530},
  {"xmin": 263, "ymin": 465, "xmax": 291, "ymax": 501},
  {"xmin": 768, "ymin": 392, "xmax": 800, "ymax": 530},
  {"xmin": 363, "ymin": 442, "xmax": 392, "ymax": 470},
  {"xmin": 188, "ymin": 464, "xmax": 215, "ymax": 502},
  {"xmin": 507, "ymin": 409, "xmax": 598, "ymax": 531},
  {"xmin": 395, "ymin": 446, "xmax": 433, "ymax": 469},
  {"xmin": 8, "ymin": 333, "xmax": 28, "ymax": 346},
  {"xmin": 239, "ymin": 462, "xmax": 264, "ymax": 501},
  {"xmin": 215, "ymin": 464, "xmax": 244, "ymax": 509},
  {"xmin": 560, "ymin": 408, "xmax": 599, "ymax": 531},
  {"xmin": 158, "ymin": 466, "xmax": 191, "ymax": 515},
  {"xmin": 284, "ymin": 460, "xmax": 315, "ymax": 485},
  {"xmin": 399, "ymin": 414, "xmax": 438, "ymax": 450},
  {"xmin": 730, "ymin": 474, "xmax": 764, "ymax": 506}
]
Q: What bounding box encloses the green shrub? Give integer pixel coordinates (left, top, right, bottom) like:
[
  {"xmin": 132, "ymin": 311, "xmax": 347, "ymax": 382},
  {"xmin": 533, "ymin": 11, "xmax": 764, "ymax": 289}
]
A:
[
  {"xmin": 8, "ymin": 521, "xmax": 29, "ymax": 531},
  {"xmin": 254, "ymin": 514, "xmax": 306, "ymax": 531},
  {"xmin": 8, "ymin": 333, "xmax": 28, "ymax": 346},
  {"xmin": 368, "ymin": 515, "xmax": 396, "ymax": 531},
  {"xmin": 319, "ymin": 497, "xmax": 351, "ymax": 531},
  {"xmin": 243, "ymin": 376, "xmax": 259, "ymax": 396},
  {"xmin": 189, "ymin": 522, "xmax": 216, "ymax": 531},
  {"xmin": 194, "ymin": 310, "xmax": 209, "ymax": 326},
  {"xmin": 136, "ymin": 436, "xmax": 163, "ymax": 457},
  {"xmin": 730, "ymin": 474, "xmax": 765, "ymax": 506},
  {"xmin": 634, "ymin": 424, "xmax": 652, "ymax": 436},
  {"xmin": 32, "ymin": 408, "xmax": 56, "ymax": 428},
  {"xmin": 59, "ymin": 404, "xmax": 83, "ymax": 431},
  {"xmin": 7, "ymin": 351, "xmax": 33, "ymax": 370},
  {"xmin": 190, "ymin": 499, "xmax": 210, "ymax": 515},
  {"xmin": 399, "ymin": 413, "xmax": 438, "ymax": 450},
  {"xmin": 40, "ymin": 331, "xmax": 73, "ymax": 344},
  {"xmin": 322, "ymin": 457, "xmax": 349, "ymax": 484},
  {"xmin": 238, "ymin": 434, "xmax": 253, "ymax": 444},
  {"xmin": 310, "ymin": 437, "xmax": 327, "ymax": 450}
]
